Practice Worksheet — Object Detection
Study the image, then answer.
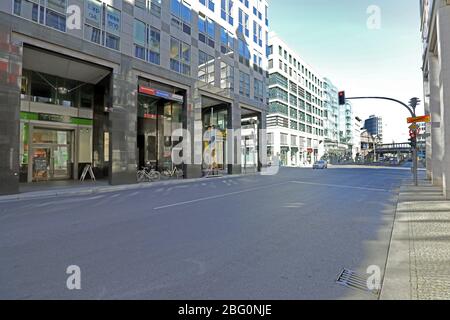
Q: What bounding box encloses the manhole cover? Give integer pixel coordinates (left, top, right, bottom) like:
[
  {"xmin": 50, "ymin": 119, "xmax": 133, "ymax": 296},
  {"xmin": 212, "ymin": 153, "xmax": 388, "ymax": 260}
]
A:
[{"xmin": 336, "ymin": 268, "xmax": 380, "ymax": 296}]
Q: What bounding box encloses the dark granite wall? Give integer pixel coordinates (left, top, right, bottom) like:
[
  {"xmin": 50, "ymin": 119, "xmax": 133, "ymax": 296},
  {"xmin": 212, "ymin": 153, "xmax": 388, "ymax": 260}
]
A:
[{"xmin": 0, "ymin": 24, "xmax": 21, "ymax": 195}]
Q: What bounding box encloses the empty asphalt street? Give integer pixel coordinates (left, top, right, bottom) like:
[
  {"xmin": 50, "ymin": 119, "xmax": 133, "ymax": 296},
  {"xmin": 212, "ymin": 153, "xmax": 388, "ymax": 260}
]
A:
[{"xmin": 0, "ymin": 167, "xmax": 411, "ymax": 299}]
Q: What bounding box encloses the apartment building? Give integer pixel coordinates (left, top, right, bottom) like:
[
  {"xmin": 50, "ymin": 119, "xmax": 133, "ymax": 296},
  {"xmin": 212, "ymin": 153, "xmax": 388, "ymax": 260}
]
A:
[
  {"xmin": 266, "ymin": 33, "xmax": 325, "ymax": 167},
  {"xmin": 0, "ymin": 0, "xmax": 270, "ymax": 195},
  {"xmin": 421, "ymin": 0, "xmax": 450, "ymax": 199}
]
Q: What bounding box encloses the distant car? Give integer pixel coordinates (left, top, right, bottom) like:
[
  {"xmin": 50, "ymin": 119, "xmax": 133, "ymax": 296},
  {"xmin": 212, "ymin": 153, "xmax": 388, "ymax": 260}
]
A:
[{"xmin": 313, "ymin": 160, "xmax": 328, "ymax": 169}]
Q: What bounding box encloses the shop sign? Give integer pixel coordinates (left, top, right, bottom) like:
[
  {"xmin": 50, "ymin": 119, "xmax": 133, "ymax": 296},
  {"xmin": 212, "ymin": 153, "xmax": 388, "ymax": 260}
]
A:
[
  {"xmin": 20, "ymin": 112, "xmax": 93, "ymax": 126},
  {"xmin": 139, "ymin": 86, "xmax": 184, "ymax": 103},
  {"xmin": 38, "ymin": 113, "xmax": 71, "ymax": 123}
]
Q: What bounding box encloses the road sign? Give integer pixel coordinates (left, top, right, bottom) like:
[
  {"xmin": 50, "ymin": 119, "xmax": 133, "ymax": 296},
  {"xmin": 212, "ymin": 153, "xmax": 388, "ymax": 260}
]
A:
[
  {"xmin": 409, "ymin": 124, "xmax": 419, "ymax": 131},
  {"xmin": 407, "ymin": 115, "xmax": 431, "ymax": 124}
]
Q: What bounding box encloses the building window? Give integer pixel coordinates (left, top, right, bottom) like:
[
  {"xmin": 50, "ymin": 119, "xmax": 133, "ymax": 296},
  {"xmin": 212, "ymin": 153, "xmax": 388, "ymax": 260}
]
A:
[
  {"xmin": 148, "ymin": 27, "xmax": 161, "ymax": 65},
  {"xmin": 171, "ymin": 0, "xmax": 192, "ymax": 35},
  {"xmin": 253, "ymin": 21, "xmax": 262, "ymax": 47},
  {"xmin": 239, "ymin": 71, "xmax": 250, "ymax": 97},
  {"xmin": 238, "ymin": 8, "xmax": 249, "ymax": 37},
  {"xmin": 220, "ymin": 62, "xmax": 234, "ymax": 93},
  {"xmin": 105, "ymin": 33, "xmax": 120, "ymax": 50},
  {"xmin": 269, "ymin": 87, "xmax": 288, "ymax": 102},
  {"xmin": 13, "ymin": 0, "xmax": 39, "ymax": 22},
  {"xmin": 45, "ymin": 9, "xmax": 66, "ymax": 32},
  {"xmin": 198, "ymin": 51, "xmax": 215, "ymax": 86},
  {"xmin": 170, "ymin": 37, "xmax": 191, "ymax": 75},
  {"xmin": 84, "ymin": 24, "xmax": 101, "ymax": 44},
  {"xmin": 254, "ymin": 79, "xmax": 264, "ymax": 102},
  {"xmin": 220, "ymin": 27, "xmax": 234, "ymax": 55},
  {"xmin": 238, "ymin": 39, "xmax": 251, "ymax": 66},
  {"xmin": 269, "ymin": 102, "xmax": 288, "ymax": 116},
  {"xmin": 200, "ymin": 0, "xmax": 215, "ymax": 12},
  {"xmin": 221, "ymin": 0, "xmax": 234, "ymax": 25},
  {"xmin": 198, "ymin": 14, "xmax": 215, "ymax": 48}
]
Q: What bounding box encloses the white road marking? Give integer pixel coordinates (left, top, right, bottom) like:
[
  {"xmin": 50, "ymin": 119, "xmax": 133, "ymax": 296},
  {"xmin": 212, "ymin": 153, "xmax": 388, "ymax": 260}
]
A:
[
  {"xmin": 290, "ymin": 181, "xmax": 390, "ymax": 192},
  {"xmin": 153, "ymin": 182, "xmax": 289, "ymax": 210}
]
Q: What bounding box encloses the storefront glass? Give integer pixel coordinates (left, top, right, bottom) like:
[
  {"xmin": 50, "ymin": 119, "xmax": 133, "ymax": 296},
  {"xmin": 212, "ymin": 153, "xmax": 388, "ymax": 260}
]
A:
[
  {"xmin": 137, "ymin": 95, "xmax": 183, "ymax": 172},
  {"xmin": 202, "ymin": 107, "xmax": 228, "ymax": 174},
  {"xmin": 31, "ymin": 128, "xmax": 72, "ymax": 181}
]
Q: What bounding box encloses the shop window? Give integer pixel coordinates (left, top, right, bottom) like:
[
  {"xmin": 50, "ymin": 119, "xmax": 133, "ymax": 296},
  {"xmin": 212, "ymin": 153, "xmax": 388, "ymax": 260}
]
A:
[{"xmin": 25, "ymin": 69, "xmax": 95, "ymax": 109}]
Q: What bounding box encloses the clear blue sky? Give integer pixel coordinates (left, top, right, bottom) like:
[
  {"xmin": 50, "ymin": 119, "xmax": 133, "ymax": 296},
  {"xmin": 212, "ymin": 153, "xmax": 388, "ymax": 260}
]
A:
[{"xmin": 269, "ymin": 0, "xmax": 424, "ymax": 142}]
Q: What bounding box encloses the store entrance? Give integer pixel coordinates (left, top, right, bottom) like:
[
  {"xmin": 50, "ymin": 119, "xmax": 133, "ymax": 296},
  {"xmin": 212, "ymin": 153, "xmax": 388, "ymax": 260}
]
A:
[
  {"xmin": 31, "ymin": 128, "xmax": 72, "ymax": 181},
  {"xmin": 202, "ymin": 105, "xmax": 229, "ymax": 176},
  {"xmin": 137, "ymin": 94, "xmax": 184, "ymax": 173}
]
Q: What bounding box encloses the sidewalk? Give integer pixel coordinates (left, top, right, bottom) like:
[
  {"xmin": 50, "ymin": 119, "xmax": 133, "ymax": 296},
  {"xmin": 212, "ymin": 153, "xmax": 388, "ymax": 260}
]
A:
[
  {"xmin": 381, "ymin": 179, "xmax": 450, "ymax": 300},
  {"xmin": 0, "ymin": 174, "xmax": 253, "ymax": 203}
]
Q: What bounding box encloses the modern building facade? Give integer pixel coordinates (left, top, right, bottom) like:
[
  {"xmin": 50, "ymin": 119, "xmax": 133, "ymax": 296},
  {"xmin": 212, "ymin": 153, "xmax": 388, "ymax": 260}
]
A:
[
  {"xmin": 266, "ymin": 33, "xmax": 325, "ymax": 167},
  {"xmin": 0, "ymin": 0, "xmax": 270, "ymax": 195},
  {"xmin": 322, "ymin": 77, "xmax": 354, "ymax": 162},
  {"xmin": 421, "ymin": 0, "xmax": 450, "ymax": 199},
  {"xmin": 363, "ymin": 115, "xmax": 383, "ymax": 143}
]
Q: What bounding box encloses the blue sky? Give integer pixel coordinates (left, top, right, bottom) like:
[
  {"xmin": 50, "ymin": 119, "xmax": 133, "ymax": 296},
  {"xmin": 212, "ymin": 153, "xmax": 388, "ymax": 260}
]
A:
[{"xmin": 269, "ymin": 0, "xmax": 424, "ymax": 142}]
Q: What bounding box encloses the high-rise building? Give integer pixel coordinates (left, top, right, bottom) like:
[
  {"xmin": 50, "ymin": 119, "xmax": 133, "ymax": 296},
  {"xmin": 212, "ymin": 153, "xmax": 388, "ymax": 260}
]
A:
[
  {"xmin": 421, "ymin": 0, "xmax": 450, "ymax": 199},
  {"xmin": 0, "ymin": 0, "xmax": 270, "ymax": 195},
  {"xmin": 266, "ymin": 33, "xmax": 325, "ymax": 167},
  {"xmin": 363, "ymin": 115, "xmax": 383, "ymax": 142}
]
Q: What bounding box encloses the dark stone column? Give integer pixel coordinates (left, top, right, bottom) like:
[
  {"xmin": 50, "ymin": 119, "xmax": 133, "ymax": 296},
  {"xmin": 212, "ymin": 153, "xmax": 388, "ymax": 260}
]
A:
[
  {"xmin": 109, "ymin": 59, "xmax": 138, "ymax": 185},
  {"xmin": 0, "ymin": 26, "xmax": 21, "ymax": 195}
]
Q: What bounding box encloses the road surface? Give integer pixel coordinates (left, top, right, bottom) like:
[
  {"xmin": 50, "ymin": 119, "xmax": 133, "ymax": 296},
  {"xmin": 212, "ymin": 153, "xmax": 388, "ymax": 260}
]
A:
[{"xmin": 0, "ymin": 167, "xmax": 409, "ymax": 299}]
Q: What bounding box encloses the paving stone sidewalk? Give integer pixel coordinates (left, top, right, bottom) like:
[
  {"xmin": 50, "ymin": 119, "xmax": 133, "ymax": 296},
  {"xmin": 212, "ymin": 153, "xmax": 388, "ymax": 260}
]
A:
[{"xmin": 381, "ymin": 180, "xmax": 450, "ymax": 300}]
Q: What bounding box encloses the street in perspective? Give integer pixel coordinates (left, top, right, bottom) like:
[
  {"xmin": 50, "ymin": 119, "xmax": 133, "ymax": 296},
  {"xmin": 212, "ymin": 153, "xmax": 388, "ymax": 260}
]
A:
[{"xmin": 1, "ymin": 0, "xmax": 450, "ymax": 305}]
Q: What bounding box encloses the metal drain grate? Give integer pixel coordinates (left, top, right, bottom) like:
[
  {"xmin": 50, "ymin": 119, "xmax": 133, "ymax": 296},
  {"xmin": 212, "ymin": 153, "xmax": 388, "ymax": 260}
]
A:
[{"xmin": 336, "ymin": 268, "xmax": 380, "ymax": 296}]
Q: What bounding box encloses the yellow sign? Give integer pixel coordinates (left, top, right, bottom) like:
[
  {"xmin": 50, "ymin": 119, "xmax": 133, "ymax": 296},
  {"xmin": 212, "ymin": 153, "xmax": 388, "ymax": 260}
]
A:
[{"xmin": 407, "ymin": 115, "xmax": 431, "ymax": 124}]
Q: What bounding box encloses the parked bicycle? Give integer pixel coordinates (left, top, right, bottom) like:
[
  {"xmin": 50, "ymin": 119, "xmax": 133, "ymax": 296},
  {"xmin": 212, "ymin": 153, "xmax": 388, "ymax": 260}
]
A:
[
  {"xmin": 137, "ymin": 162, "xmax": 161, "ymax": 183},
  {"xmin": 161, "ymin": 165, "xmax": 184, "ymax": 179}
]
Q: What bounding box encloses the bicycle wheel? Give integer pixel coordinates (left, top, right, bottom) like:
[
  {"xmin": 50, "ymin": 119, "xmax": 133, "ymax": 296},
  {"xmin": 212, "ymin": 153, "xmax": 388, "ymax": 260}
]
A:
[
  {"xmin": 150, "ymin": 171, "xmax": 161, "ymax": 182},
  {"xmin": 137, "ymin": 171, "xmax": 145, "ymax": 183}
]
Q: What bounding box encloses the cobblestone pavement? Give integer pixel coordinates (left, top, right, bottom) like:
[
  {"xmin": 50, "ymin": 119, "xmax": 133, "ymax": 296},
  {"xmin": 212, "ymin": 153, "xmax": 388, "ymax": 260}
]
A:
[{"xmin": 381, "ymin": 180, "xmax": 450, "ymax": 300}]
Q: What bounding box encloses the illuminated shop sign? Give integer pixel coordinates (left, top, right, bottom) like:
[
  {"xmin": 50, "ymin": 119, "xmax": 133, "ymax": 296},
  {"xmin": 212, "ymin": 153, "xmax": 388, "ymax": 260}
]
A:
[{"xmin": 138, "ymin": 86, "xmax": 184, "ymax": 103}]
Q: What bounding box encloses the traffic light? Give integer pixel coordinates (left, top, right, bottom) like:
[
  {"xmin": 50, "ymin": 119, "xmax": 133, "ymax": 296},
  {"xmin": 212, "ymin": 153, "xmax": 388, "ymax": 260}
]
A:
[
  {"xmin": 338, "ymin": 91, "xmax": 346, "ymax": 105},
  {"xmin": 409, "ymin": 130, "xmax": 417, "ymax": 149}
]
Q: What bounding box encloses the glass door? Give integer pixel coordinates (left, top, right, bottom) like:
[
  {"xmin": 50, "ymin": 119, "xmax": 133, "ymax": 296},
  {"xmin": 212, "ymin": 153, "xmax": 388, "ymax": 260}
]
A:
[
  {"xmin": 32, "ymin": 147, "xmax": 51, "ymax": 182},
  {"xmin": 52, "ymin": 145, "xmax": 70, "ymax": 179}
]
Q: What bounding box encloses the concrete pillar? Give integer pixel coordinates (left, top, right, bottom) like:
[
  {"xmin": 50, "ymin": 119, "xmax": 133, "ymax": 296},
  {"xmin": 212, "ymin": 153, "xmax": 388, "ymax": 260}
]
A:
[
  {"xmin": 109, "ymin": 58, "xmax": 138, "ymax": 185},
  {"xmin": 437, "ymin": 5, "xmax": 450, "ymax": 199},
  {"xmin": 429, "ymin": 54, "xmax": 443, "ymax": 186},
  {"xmin": 186, "ymin": 86, "xmax": 203, "ymax": 179},
  {"xmin": 0, "ymin": 25, "xmax": 21, "ymax": 195},
  {"xmin": 227, "ymin": 101, "xmax": 242, "ymax": 174}
]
